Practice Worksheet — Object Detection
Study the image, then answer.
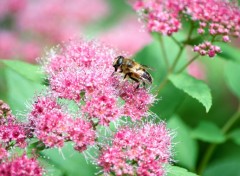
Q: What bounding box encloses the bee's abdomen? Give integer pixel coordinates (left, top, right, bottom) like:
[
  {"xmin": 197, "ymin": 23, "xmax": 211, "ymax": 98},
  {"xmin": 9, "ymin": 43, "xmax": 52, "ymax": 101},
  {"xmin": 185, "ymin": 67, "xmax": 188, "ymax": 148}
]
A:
[{"xmin": 142, "ymin": 71, "xmax": 152, "ymax": 84}]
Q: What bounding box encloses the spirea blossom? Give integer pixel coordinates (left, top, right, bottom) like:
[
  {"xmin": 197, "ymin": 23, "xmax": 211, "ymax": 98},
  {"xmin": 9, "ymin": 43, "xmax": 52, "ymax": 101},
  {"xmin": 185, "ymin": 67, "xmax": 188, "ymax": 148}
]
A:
[
  {"xmin": 0, "ymin": 100, "xmax": 26, "ymax": 149},
  {"xmin": 28, "ymin": 96, "xmax": 96, "ymax": 150},
  {"xmin": 0, "ymin": 154, "xmax": 43, "ymax": 176},
  {"xmin": 67, "ymin": 118, "xmax": 96, "ymax": 152},
  {"xmin": 98, "ymin": 123, "xmax": 172, "ymax": 176},
  {"xmin": 132, "ymin": 0, "xmax": 240, "ymax": 40},
  {"xmin": 41, "ymin": 39, "xmax": 154, "ymax": 126},
  {"xmin": 193, "ymin": 41, "xmax": 221, "ymax": 57},
  {"xmin": 28, "ymin": 96, "xmax": 69, "ymax": 148}
]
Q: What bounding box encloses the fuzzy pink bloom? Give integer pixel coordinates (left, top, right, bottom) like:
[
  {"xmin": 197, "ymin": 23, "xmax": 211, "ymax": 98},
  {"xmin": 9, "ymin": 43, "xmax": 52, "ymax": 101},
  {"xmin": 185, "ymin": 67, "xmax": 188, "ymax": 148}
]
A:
[
  {"xmin": 0, "ymin": 123, "xmax": 27, "ymax": 148},
  {"xmin": 0, "ymin": 31, "xmax": 19, "ymax": 59},
  {"xmin": 0, "ymin": 146, "xmax": 8, "ymax": 160},
  {"xmin": 17, "ymin": 0, "xmax": 109, "ymax": 43},
  {"xmin": 28, "ymin": 95, "xmax": 96, "ymax": 151},
  {"xmin": 131, "ymin": 0, "xmax": 185, "ymax": 35},
  {"xmin": 0, "ymin": 100, "xmax": 27, "ymax": 149},
  {"xmin": 41, "ymin": 39, "xmax": 154, "ymax": 125},
  {"xmin": 99, "ymin": 17, "xmax": 152, "ymax": 54},
  {"xmin": 193, "ymin": 41, "xmax": 221, "ymax": 58},
  {"xmin": 98, "ymin": 123, "xmax": 172, "ymax": 176},
  {"xmin": 0, "ymin": 154, "xmax": 43, "ymax": 176},
  {"xmin": 82, "ymin": 91, "xmax": 121, "ymax": 126},
  {"xmin": 119, "ymin": 82, "xmax": 154, "ymax": 120},
  {"xmin": 67, "ymin": 118, "xmax": 96, "ymax": 152},
  {"xmin": 132, "ymin": 0, "xmax": 240, "ymax": 40},
  {"xmin": 29, "ymin": 96, "xmax": 71, "ymax": 148}
]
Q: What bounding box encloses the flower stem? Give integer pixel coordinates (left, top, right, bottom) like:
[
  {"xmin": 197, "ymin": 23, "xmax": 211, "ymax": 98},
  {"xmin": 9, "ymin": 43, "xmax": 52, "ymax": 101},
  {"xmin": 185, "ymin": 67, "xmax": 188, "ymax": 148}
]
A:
[
  {"xmin": 177, "ymin": 54, "xmax": 200, "ymax": 74},
  {"xmin": 197, "ymin": 104, "xmax": 240, "ymax": 175},
  {"xmin": 156, "ymin": 22, "xmax": 195, "ymax": 94},
  {"xmin": 159, "ymin": 36, "xmax": 169, "ymax": 68},
  {"xmin": 171, "ymin": 35, "xmax": 183, "ymax": 48},
  {"xmin": 169, "ymin": 46, "xmax": 184, "ymax": 73}
]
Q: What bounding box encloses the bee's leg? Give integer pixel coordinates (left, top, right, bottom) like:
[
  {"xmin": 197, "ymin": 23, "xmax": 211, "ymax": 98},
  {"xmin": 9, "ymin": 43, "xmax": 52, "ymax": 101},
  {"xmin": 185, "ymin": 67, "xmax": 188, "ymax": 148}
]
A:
[
  {"xmin": 128, "ymin": 73, "xmax": 140, "ymax": 89},
  {"xmin": 124, "ymin": 73, "xmax": 129, "ymax": 80},
  {"xmin": 143, "ymin": 81, "xmax": 146, "ymax": 88}
]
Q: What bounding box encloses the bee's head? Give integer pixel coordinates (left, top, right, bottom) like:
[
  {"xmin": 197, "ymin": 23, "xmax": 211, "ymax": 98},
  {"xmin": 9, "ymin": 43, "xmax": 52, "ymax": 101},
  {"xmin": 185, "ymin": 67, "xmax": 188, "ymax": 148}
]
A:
[{"xmin": 113, "ymin": 55, "xmax": 124, "ymax": 71}]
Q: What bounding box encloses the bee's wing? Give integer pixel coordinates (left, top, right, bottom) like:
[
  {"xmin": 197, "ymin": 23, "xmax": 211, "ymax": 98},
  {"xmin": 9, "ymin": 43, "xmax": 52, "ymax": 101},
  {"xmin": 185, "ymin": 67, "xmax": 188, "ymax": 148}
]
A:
[{"xmin": 141, "ymin": 64, "xmax": 154, "ymax": 71}]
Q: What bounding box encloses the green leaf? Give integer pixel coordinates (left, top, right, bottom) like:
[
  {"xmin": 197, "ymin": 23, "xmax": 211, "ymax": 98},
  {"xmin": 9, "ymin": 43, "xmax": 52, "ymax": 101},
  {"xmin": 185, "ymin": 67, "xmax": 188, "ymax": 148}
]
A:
[
  {"xmin": 218, "ymin": 43, "xmax": 240, "ymax": 63},
  {"xmin": 224, "ymin": 61, "xmax": 240, "ymax": 99},
  {"xmin": 134, "ymin": 33, "xmax": 186, "ymax": 119},
  {"xmin": 169, "ymin": 73, "xmax": 212, "ymax": 112},
  {"xmin": 166, "ymin": 165, "xmax": 198, "ymax": 176},
  {"xmin": 228, "ymin": 129, "xmax": 240, "ymax": 145},
  {"xmin": 191, "ymin": 121, "xmax": 226, "ymax": 143},
  {"xmin": 167, "ymin": 115, "xmax": 198, "ymax": 170},
  {"xmin": 151, "ymin": 83, "xmax": 185, "ymax": 119},
  {"xmin": 41, "ymin": 143, "xmax": 98, "ymax": 176},
  {"xmin": 203, "ymin": 158, "xmax": 240, "ymax": 176},
  {"xmin": 5, "ymin": 68, "xmax": 43, "ymax": 113},
  {"xmin": 1, "ymin": 59, "xmax": 44, "ymax": 83}
]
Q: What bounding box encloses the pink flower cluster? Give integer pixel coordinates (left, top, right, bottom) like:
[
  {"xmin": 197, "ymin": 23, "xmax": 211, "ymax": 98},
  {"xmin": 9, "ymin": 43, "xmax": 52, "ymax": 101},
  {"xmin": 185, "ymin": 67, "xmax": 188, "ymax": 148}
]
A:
[
  {"xmin": 0, "ymin": 100, "xmax": 26, "ymax": 149},
  {"xmin": 0, "ymin": 0, "xmax": 109, "ymax": 62},
  {"xmin": 0, "ymin": 154, "xmax": 43, "ymax": 176},
  {"xmin": 0, "ymin": 31, "xmax": 41, "ymax": 63},
  {"xmin": 0, "ymin": 100, "xmax": 43, "ymax": 175},
  {"xmin": 193, "ymin": 41, "xmax": 221, "ymax": 57},
  {"xmin": 17, "ymin": 0, "xmax": 109, "ymax": 43},
  {"xmin": 42, "ymin": 39, "xmax": 154, "ymax": 126},
  {"xmin": 0, "ymin": 0, "xmax": 26, "ymax": 20},
  {"xmin": 188, "ymin": 1, "xmax": 240, "ymax": 40},
  {"xmin": 133, "ymin": 0, "xmax": 183, "ymax": 35},
  {"xmin": 28, "ymin": 96, "xmax": 95, "ymax": 150},
  {"xmin": 132, "ymin": 0, "xmax": 240, "ymax": 41},
  {"xmin": 98, "ymin": 123, "xmax": 172, "ymax": 176}
]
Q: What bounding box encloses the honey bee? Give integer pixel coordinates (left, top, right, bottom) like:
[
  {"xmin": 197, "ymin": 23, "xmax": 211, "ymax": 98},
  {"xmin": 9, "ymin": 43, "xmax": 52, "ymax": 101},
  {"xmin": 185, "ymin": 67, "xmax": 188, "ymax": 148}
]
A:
[{"xmin": 113, "ymin": 55, "xmax": 152, "ymax": 89}]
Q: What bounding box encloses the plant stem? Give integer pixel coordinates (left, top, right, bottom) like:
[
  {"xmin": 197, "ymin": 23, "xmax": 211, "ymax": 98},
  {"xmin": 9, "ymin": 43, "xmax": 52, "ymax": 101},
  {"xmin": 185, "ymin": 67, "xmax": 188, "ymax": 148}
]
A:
[
  {"xmin": 177, "ymin": 54, "xmax": 200, "ymax": 74},
  {"xmin": 222, "ymin": 105, "xmax": 240, "ymax": 133},
  {"xmin": 155, "ymin": 71, "xmax": 170, "ymax": 94},
  {"xmin": 169, "ymin": 46, "xmax": 184, "ymax": 73},
  {"xmin": 171, "ymin": 35, "xmax": 183, "ymax": 48},
  {"xmin": 197, "ymin": 104, "xmax": 240, "ymax": 175},
  {"xmin": 159, "ymin": 36, "xmax": 169, "ymax": 68},
  {"xmin": 156, "ymin": 22, "xmax": 195, "ymax": 94}
]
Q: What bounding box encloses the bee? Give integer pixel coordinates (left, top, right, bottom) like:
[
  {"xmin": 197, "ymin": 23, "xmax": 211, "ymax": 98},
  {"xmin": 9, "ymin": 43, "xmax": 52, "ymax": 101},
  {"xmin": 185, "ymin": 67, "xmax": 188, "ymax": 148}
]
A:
[{"xmin": 113, "ymin": 55, "xmax": 152, "ymax": 89}]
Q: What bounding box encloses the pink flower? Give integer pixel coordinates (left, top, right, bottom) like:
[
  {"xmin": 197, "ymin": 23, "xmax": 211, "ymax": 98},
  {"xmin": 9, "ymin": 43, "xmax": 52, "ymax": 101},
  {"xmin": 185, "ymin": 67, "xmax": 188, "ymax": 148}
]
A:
[
  {"xmin": 41, "ymin": 39, "xmax": 154, "ymax": 125},
  {"xmin": 98, "ymin": 123, "xmax": 172, "ymax": 176},
  {"xmin": 119, "ymin": 82, "xmax": 154, "ymax": 120},
  {"xmin": 193, "ymin": 41, "xmax": 221, "ymax": 58},
  {"xmin": 0, "ymin": 0, "xmax": 26, "ymax": 19},
  {"xmin": 17, "ymin": 0, "xmax": 109, "ymax": 43},
  {"xmin": 67, "ymin": 118, "xmax": 96, "ymax": 152},
  {"xmin": 0, "ymin": 146, "xmax": 8, "ymax": 160},
  {"xmin": 132, "ymin": 0, "xmax": 240, "ymax": 41},
  {"xmin": 0, "ymin": 154, "xmax": 43, "ymax": 176},
  {"xmin": 28, "ymin": 95, "xmax": 96, "ymax": 151},
  {"xmin": 0, "ymin": 31, "xmax": 19, "ymax": 59},
  {"xmin": 0, "ymin": 100, "xmax": 27, "ymax": 149},
  {"xmin": 28, "ymin": 96, "xmax": 71, "ymax": 148},
  {"xmin": 82, "ymin": 92, "xmax": 121, "ymax": 126}
]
